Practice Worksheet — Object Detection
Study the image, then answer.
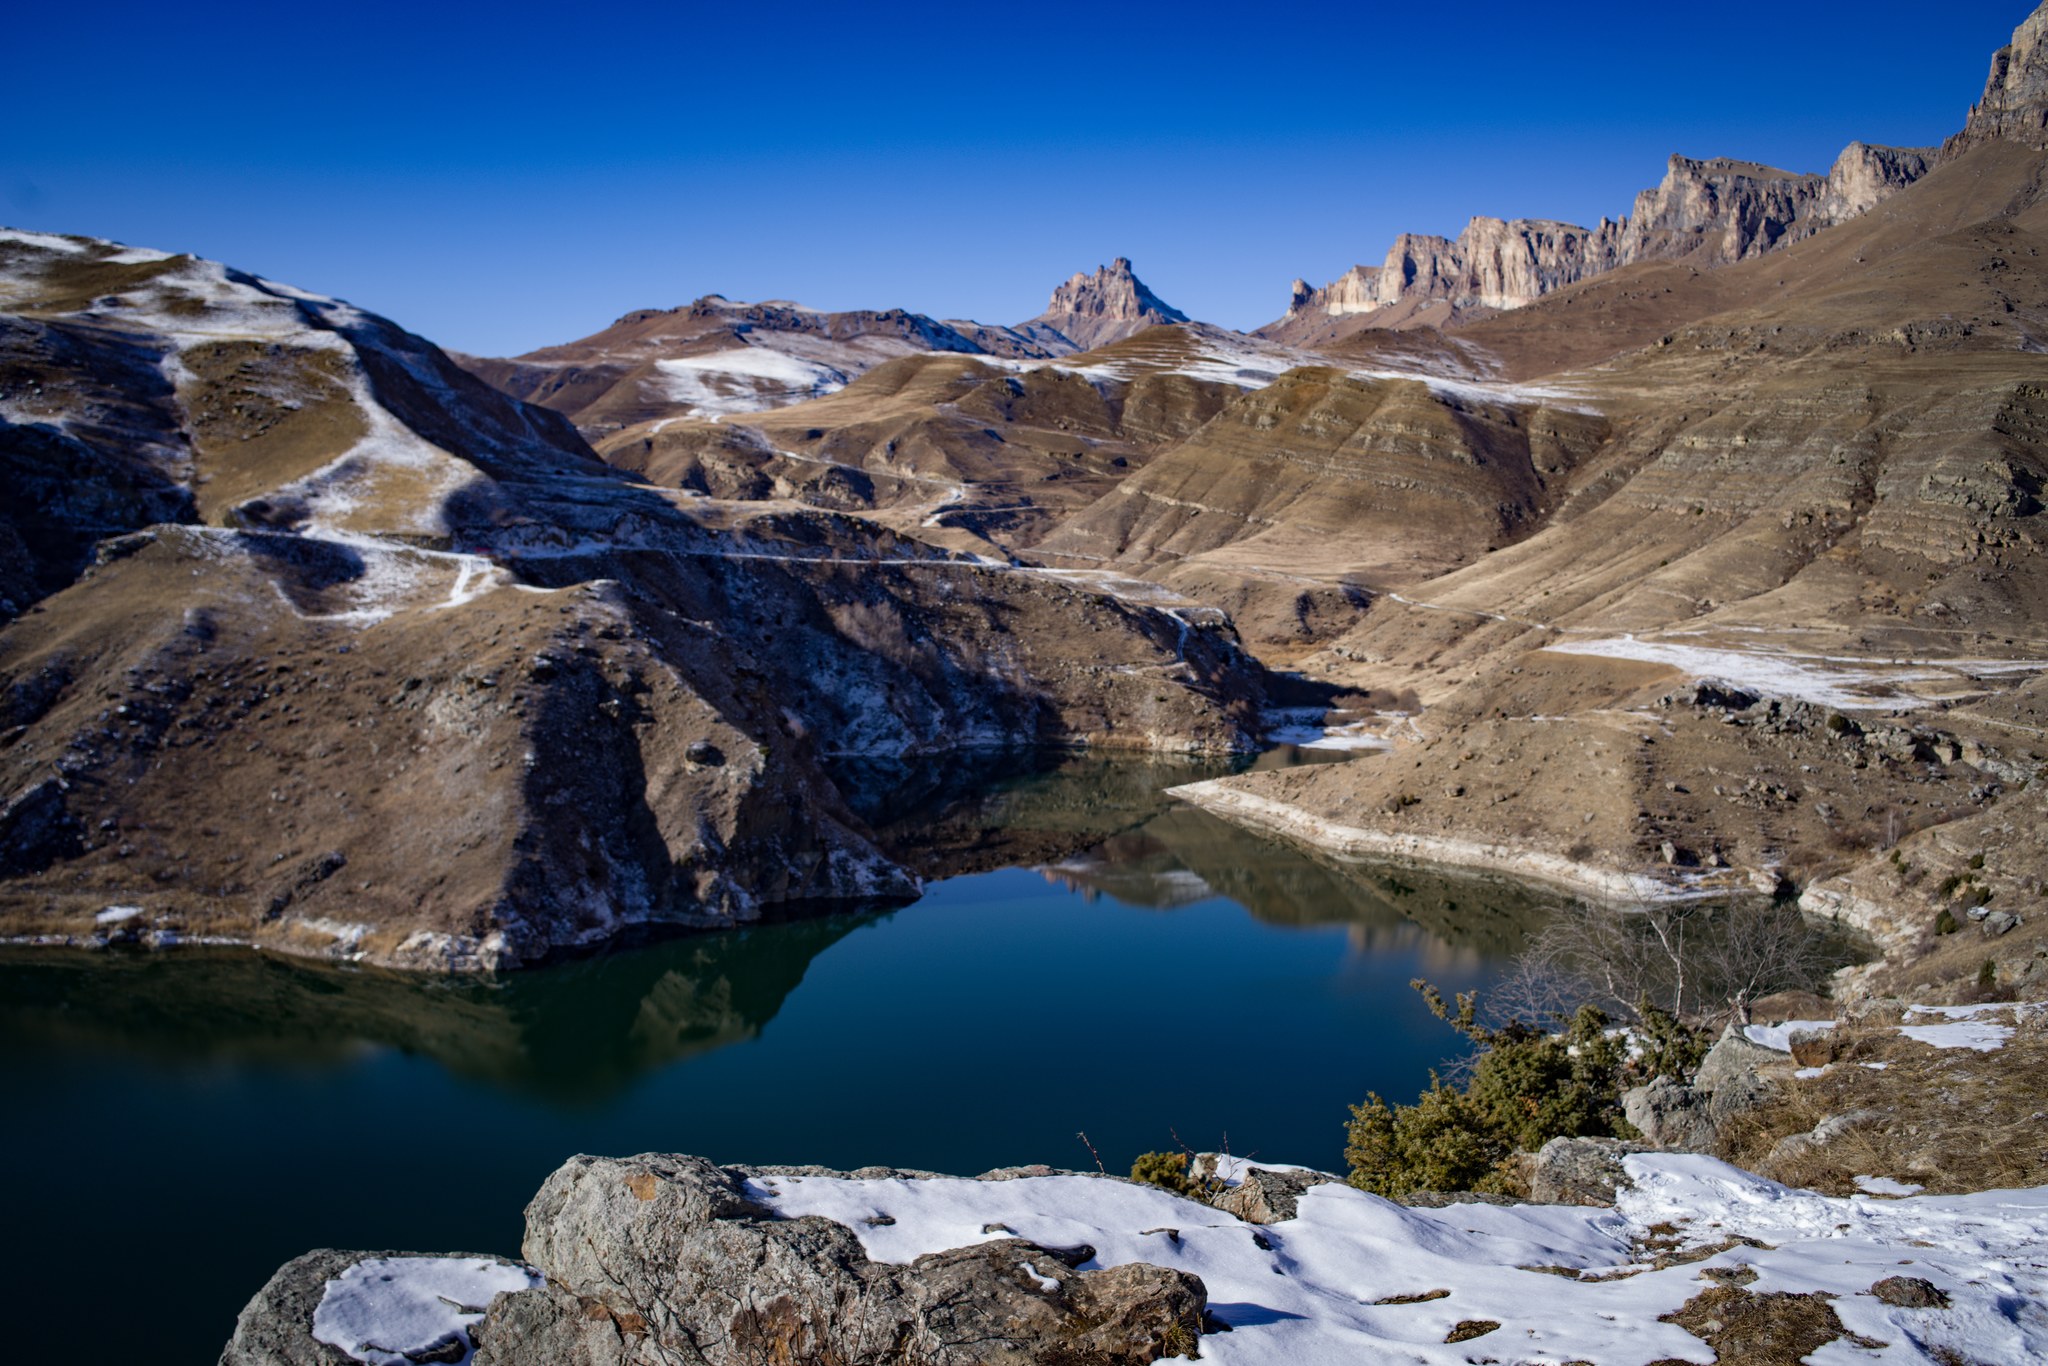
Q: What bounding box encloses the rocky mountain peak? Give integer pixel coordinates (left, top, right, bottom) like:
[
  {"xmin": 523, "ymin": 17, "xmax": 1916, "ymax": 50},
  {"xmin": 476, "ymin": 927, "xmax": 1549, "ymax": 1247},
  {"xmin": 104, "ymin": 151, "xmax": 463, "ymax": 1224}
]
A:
[
  {"xmin": 1021, "ymin": 257, "xmax": 1190, "ymax": 352},
  {"xmin": 1942, "ymin": 2, "xmax": 2048, "ymax": 161},
  {"xmin": 1269, "ymin": 137, "xmax": 1936, "ymax": 341}
]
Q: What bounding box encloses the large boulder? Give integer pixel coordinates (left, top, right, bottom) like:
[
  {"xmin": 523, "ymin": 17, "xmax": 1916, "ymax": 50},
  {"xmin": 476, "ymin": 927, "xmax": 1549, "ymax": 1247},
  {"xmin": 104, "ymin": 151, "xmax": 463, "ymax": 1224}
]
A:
[
  {"xmin": 476, "ymin": 1153, "xmax": 1206, "ymax": 1365},
  {"xmin": 221, "ymin": 1248, "xmax": 533, "ymax": 1366},
  {"xmin": 1693, "ymin": 1026, "xmax": 1781, "ymax": 1125},
  {"xmin": 1622, "ymin": 1075, "xmax": 1719, "ymax": 1151},
  {"xmin": 1188, "ymin": 1155, "xmax": 1342, "ymax": 1224},
  {"xmin": 1527, "ymin": 1137, "xmax": 1654, "ymax": 1206}
]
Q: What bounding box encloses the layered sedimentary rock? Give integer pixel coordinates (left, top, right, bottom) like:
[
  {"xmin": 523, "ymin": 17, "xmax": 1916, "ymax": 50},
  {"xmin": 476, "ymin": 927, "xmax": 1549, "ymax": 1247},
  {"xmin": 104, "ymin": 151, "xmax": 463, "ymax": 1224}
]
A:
[
  {"xmin": 1035, "ymin": 367, "xmax": 1608, "ymax": 585},
  {"xmin": 592, "ymin": 324, "xmax": 1311, "ymax": 564}
]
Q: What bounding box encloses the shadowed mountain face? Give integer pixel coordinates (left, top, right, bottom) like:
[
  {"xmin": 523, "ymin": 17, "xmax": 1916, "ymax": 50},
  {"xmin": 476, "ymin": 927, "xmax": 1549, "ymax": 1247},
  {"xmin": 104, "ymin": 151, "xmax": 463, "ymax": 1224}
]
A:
[{"xmin": 0, "ymin": 234, "xmax": 1272, "ymax": 973}]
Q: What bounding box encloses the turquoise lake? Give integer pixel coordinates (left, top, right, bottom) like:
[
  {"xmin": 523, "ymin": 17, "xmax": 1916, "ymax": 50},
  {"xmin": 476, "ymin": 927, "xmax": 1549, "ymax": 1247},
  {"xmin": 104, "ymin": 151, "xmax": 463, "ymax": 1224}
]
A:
[{"xmin": 0, "ymin": 753, "xmax": 1563, "ymax": 1363}]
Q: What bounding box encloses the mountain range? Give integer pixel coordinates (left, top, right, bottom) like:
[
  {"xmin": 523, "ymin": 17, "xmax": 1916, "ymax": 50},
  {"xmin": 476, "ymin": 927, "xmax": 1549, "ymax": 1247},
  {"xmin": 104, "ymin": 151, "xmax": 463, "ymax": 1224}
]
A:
[{"xmin": 4, "ymin": 3, "xmax": 2048, "ymax": 1007}]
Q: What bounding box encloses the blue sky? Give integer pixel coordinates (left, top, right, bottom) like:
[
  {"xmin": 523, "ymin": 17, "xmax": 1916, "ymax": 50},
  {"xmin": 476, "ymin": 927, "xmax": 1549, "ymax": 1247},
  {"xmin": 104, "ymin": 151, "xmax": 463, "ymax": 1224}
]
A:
[{"xmin": 6, "ymin": 1, "xmax": 2033, "ymax": 355}]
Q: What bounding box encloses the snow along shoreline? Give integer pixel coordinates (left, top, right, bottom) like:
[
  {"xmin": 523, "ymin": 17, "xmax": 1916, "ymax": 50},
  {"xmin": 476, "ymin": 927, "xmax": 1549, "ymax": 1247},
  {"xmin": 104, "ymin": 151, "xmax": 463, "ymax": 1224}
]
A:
[{"xmin": 1168, "ymin": 780, "xmax": 1748, "ymax": 905}]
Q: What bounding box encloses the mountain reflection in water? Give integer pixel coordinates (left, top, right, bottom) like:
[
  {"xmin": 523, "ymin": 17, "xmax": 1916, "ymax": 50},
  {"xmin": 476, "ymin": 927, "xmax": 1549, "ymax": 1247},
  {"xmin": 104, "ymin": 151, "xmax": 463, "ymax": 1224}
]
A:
[
  {"xmin": 2, "ymin": 749, "xmax": 1569, "ymax": 1366},
  {"xmin": 2, "ymin": 751, "xmax": 1561, "ymax": 1101},
  {"xmin": 0, "ymin": 912, "xmax": 873, "ymax": 1102}
]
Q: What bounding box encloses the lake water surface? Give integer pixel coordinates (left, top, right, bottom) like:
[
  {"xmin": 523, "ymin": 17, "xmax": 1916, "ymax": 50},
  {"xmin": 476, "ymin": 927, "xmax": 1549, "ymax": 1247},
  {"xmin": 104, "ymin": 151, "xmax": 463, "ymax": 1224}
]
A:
[{"xmin": 0, "ymin": 752, "xmax": 1566, "ymax": 1363}]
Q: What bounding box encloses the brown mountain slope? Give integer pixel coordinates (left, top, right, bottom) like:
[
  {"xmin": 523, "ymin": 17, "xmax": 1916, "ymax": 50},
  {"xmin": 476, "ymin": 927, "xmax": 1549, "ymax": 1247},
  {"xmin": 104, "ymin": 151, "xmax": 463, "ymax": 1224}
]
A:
[
  {"xmin": 0, "ymin": 233, "xmax": 1273, "ymax": 972},
  {"xmin": 588, "ymin": 326, "xmax": 1303, "ymax": 558},
  {"xmin": 457, "ymin": 295, "xmax": 1060, "ymax": 436},
  {"xmin": 1176, "ymin": 119, "xmax": 2048, "ymax": 990},
  {"xmin": 1034, "ymin": 368, "xmax": 1608, "ymax": 586}
]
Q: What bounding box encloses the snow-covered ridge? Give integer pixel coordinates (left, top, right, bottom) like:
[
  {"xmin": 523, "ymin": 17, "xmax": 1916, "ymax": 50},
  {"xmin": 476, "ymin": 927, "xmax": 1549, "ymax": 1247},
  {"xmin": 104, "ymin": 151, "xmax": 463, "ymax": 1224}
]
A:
[{"xmin": 749, "ymin": 1155, "xmax": 2048, "ymax": 1364}]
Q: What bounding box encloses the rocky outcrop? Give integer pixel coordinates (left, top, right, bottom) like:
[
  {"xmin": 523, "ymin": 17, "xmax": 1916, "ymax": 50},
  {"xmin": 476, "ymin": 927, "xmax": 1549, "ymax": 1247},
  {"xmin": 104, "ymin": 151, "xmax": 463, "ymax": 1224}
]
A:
[
  {"xmin": 1623, "ymin": 1076, "xmax": 1718, "ymax": 1152},
  {"xmin": 1273, "ymin": 142, "xmax": 1932, "ymax": 330},
  {"xmin": 1619, "ymin": 1025, "xmax": 1785, "ymax": 1160},
  {"xmin": 224, "ymin": 1155, "xmax": 1209, "ymax": 1366},
  {"xmin": 222, "ymin": 1249, "xmax": 534, "ymax": 1366},
  {"xmin": 1187, "ymin": 1156, "xmax": 1342, "ymax": 1224},
  {"xmin": 1019, "ymin": 258, "xmax": 1189, "ymax": 352},
  {"xmin": 1290, "ymin": 218, "xmax": 1616, "ymax": 319},
  {"xmin": 1613, "ymin": 145, "xmax": 1934, "ymax": 269},
  {"xmin": 1942, "ymin": 4, "xmax": 2048, "ymax": 161},
  {"xmin": 1527, "ymin": 1136, "xmax": 1654, "ymax": 1206}
]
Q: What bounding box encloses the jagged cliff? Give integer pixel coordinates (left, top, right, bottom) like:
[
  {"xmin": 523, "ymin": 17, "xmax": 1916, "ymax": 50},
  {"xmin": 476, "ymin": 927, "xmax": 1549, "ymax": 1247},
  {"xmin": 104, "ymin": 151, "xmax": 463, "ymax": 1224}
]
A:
[
  {"xmin": 1272, "ymin": 142, "xmax": 1933, "ymax": 336},
  {"xmin": 1018, "ymin": 257, "xmax": 1189, "ymax": 351},
  {"xmin": 1942, "ymin": 3, "xmax": 2048, "ymax": 160}
]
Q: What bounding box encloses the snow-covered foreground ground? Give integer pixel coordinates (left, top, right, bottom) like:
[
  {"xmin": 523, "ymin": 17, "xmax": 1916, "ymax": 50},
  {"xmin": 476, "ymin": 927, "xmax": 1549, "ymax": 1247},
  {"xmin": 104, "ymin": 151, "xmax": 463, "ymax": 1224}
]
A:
[{"xmin": 749, "ymin": 1156, "xmax": 2048, "ymax": 1365}]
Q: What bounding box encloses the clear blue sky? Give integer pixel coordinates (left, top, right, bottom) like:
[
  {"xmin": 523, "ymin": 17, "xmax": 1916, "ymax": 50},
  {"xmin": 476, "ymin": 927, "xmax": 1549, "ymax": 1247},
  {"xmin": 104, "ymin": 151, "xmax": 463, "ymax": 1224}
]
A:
[{"xmin": 7, "ymin": 1, "xmax": 2034, "ymax": 355}]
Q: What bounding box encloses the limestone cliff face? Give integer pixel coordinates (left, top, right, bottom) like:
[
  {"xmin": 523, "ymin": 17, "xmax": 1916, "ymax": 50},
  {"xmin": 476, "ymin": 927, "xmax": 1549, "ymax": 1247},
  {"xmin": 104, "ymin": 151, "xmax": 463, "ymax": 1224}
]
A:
[
  {"xmin": 1821, "ymin": 142, "xmax": 1939, "ymax": 217},
  {"xmin": 1613, "ymin": 145, "xmax": 1932, "ymax": 268},
  {"xmin": 1383, "ymin": 218, "xmax": 1614, "ymax": 311},
  {"xmin": 1275, "ymin": 5, "xmax": 2048, "ymax": 330},
  {"xmin": 1021, "ymin": 257, "xmax": 1189, "ymax": 352},
  {"xmin": 1277, "ymin": 143, "xmax": 1933, "ymax": 327},
  {"xmin": 1942, "ymin": 3, "xmax": 2048, "ymax": 160},
  {"xmin": 1288, "ymin": 265, "xmax": 1378, "ymax": 316}
]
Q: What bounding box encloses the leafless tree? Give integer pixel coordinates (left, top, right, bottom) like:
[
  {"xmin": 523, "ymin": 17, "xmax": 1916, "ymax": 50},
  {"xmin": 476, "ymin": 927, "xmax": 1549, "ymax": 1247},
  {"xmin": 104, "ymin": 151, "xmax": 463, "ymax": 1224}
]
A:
[{"xmin": 1486, "ymin": 898, "xmax": 1848, "ymax": 1030}]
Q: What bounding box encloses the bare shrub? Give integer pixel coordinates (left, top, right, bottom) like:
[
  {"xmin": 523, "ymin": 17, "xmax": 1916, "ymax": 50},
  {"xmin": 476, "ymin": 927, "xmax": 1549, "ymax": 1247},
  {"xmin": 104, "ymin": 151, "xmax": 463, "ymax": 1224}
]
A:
[{"xmin": 1490, "ymin": 898, "xmax": 1853, "ymax": 1028}]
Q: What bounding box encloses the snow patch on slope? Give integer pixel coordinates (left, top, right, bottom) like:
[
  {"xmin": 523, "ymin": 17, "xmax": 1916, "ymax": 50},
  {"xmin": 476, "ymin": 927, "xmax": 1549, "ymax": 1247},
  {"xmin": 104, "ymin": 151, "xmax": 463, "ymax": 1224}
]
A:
[
  {"xmin": 654, "ymin": 347, "xmax": 850, "ymax": 418},
  {"xmin": 0, "ymin": 227, "xmax": 88, "ymax": 255},
  {"xmin": 1542, "ymin": 634, "xmax": 2048, "ymax": 710}
]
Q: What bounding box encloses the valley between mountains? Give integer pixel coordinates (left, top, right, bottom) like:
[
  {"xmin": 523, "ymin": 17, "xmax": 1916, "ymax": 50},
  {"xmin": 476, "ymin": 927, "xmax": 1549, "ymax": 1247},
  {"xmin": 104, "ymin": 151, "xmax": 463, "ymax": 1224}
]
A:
[
  {"xmin": 10, "ymin": 17, "xmax": 2048, "ymax": 994},
  {"xmin": 9, "ymin": 6, "xmax": 2048, "ymax": 1365}
]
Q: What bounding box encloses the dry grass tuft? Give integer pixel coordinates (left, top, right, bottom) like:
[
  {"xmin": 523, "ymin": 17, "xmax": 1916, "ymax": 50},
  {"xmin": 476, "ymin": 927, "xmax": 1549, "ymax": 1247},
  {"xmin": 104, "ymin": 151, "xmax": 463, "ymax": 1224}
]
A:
[
  {"xmin": 1718, "ymin": 1008, "xmax": 2048, "ymax": 1195},
  {"xmin": 1443, "ymin": 1319, "xmax": 1500, "ymax": 1343},
  {"xmin": 1657, "ymin": 1286, "xmax": 1878, "ymax": 1365}
]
